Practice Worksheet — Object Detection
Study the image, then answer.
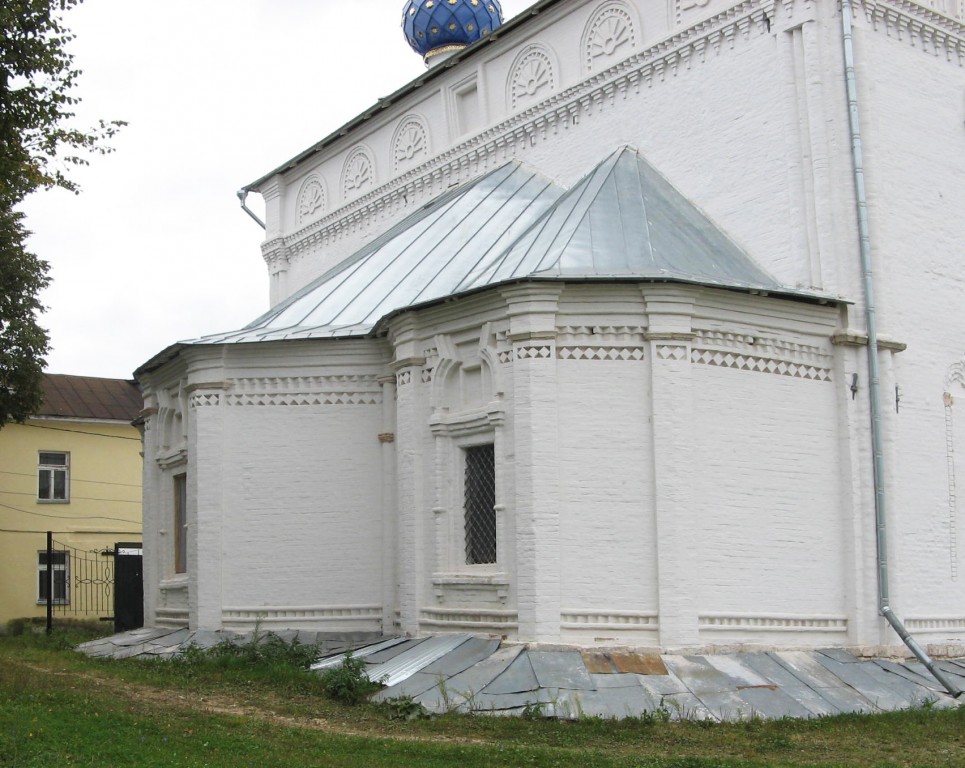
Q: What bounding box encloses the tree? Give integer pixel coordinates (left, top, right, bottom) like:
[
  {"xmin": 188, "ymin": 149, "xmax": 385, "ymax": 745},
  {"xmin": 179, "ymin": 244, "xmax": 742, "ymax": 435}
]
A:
[{"xmin": 0, "ymin": 0, "xmax": 123, "ymax": 426}]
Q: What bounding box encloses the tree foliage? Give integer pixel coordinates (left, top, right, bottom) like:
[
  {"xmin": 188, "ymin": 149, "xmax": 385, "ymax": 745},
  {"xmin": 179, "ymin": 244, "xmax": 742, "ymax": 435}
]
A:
[{"xmin": 0, "ymin": 0, "xmax": 123, "ymax": 426}]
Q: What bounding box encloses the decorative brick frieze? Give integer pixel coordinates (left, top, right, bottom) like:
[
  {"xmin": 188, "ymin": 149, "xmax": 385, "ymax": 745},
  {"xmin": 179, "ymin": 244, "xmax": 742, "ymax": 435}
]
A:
[
  {"xmin": 699, "ymin": 614, "xmax": 848, "ymax": 632},
  {"xmin": 515, "ymin": 344, "xmax": 553, "ymax": 360},
  {"xmin": 557, "ymin": 346, "xmax": 645, "ymax": 361},
  {"xmin": 189, "ymin": 393, "xmax": 222, "ymax": 408},
  {"xmin": 691, "ymin": 329, "xmax": 833, "ymax": 381},
  {"xmin": 419, "ymin": 608, "xmax": 519, "ymax": 629},
  {"xmin": 222, "ymin": 605, "xmax": 382, "ymax": 628},
  {"xmin": 231, "ymin": 375, "xmax": 381, "ymax": 391},
  {"xmin": 223, "ymin": 392, "xmax": 380, "ymax": 407},
  {"xmin": 556, "ymin": 325, "xmax": 648, "ymax": 360},
  {"xmin": 560, "ymin": 610, "xmax": 658, "ymax": 629},
  {"xmin": 691, "ymin": 348, "xmax": 832, "ymax": 381},
  {"xmin": 904, "ymin": 616, "xmax": 965, "ymax": 632},
  {"xmin": 861, "ymin": 0, "xmax": 965, "ymax": 62},
  {"xmin": 192, "ymin": 375, "xmax": 383, "ymax": 407},
  {"xmin": 656, "ymin": 344, "xmax": 689, "ymax": 361}
]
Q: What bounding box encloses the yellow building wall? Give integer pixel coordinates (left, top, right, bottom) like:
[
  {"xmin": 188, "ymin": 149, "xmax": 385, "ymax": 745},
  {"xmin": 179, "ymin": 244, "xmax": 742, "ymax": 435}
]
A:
[{"xmin": 0, "ymin": 418, "xmax": 142, "ymax": 627}]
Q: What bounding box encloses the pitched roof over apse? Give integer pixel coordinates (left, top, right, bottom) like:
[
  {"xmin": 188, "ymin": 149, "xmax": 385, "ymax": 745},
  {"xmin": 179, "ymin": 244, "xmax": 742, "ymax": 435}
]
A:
[
  {"xmin": 200, "ymin": 162, "xmax": 564, "ymax": 344},
  {"xmin": 192, "ymin": 147, "xmax": 834, "ymax": 348},
  {"xmin": 459, "ymin": 146, "xmax": 786, "ymax": 290},
  {"xmin": 37, "ymin": 374, "xmax": 142, "ymax": 422}
]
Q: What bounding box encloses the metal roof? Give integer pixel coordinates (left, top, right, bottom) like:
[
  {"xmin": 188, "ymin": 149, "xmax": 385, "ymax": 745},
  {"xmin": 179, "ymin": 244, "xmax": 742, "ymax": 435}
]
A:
[
  {"xmin": 454, "ymin": 146, "xmax": 786, "ymax": 291},
  {"xmin": 192, "ymin": 146, "xmax": 833, "ymax": 348},
  {"xmin": 200, "ymin": 161, "xmax": 564, "ymax": 344}
]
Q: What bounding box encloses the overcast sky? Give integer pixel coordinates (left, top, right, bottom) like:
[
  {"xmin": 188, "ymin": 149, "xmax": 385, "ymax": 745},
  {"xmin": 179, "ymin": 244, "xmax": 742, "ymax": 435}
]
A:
[{"xmin": 20, "ymin": 0, "xmax": 530, "ymax": 380}]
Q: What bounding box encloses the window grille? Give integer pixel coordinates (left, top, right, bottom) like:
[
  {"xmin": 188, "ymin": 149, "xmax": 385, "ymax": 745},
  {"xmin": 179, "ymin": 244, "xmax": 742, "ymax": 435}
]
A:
[
  {"xmin": 38, "ymin": 551, "xmax": 69, "ymax": 604},
  {"xmin": 174, "ymin": 474, "xmax": 187, "ymax": 573},
  {"xmin": 464, "ymin": 444, "xmax": 496, "ymax": 564}
]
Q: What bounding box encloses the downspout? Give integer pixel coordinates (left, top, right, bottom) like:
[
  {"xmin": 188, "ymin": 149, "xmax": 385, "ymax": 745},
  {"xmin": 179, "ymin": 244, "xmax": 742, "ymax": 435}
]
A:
[
  {"xmin": 237, "ymin": 189, "xmax": 266, "ymax": 229},
  {"xmin": 839, "ymin": 0, "xmax": 962, "ymax": 698}
]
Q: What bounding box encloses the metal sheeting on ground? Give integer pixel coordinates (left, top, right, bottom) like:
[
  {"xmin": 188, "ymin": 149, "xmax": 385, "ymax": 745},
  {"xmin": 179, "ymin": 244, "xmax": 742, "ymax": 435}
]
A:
[
  {"xmin": 365, "ymin": 634, "xmax": 471, "ymax": 688},
  {"xmin": 310, "ymin": 636, "xmax": 409, "ymax": 671},
  {"xmin": 78, "ymin": 629, "xmax": 964, "ymax": 721}
]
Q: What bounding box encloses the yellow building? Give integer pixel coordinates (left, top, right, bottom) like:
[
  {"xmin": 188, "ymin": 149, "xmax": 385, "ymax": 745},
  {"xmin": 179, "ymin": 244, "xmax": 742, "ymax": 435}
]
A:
[{"xmin": 0, "ymin": 374, "xmax": 143, "ymax": 628}]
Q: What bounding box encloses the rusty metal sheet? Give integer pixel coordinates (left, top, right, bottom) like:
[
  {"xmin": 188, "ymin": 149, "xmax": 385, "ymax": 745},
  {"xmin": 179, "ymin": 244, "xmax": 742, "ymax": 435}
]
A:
[
  {"xmin": 611, "ymin": 651, "xmax": 668, "ymax": 676},
  {"xmin": 581, "ymin": 650, "xmax": 615, "ymax": 674}
]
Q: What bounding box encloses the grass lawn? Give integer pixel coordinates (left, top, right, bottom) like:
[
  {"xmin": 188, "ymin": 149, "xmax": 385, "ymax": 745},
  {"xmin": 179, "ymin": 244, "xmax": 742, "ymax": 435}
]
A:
[{"xmin": 1, "ymin": 630, "xmax": 963, "ymax": 767}]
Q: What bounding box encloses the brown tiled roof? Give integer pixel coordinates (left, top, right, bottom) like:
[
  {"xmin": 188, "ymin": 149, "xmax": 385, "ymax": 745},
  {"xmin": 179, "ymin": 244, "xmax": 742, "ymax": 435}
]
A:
[{"xmin": 38, "ymin": 374, "xmax": 142, "ymax": 422}]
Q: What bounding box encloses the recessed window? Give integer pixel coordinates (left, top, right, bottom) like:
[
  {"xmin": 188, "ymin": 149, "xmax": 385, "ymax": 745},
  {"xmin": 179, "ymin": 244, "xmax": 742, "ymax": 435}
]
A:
[
  {"xmin": 464, "ymin": 444, "xmax": 496, "ymax": 564},
  {"xmin": 38, "ymin": 451, "xmax": 69, "ymax": 502},
  {"xmin": 38, "ymin": 551, "xmax": 69, "ymax": 604},
  {"xmin": 174, "ymin": 473, "xmax": 187, "ymax": 574}
]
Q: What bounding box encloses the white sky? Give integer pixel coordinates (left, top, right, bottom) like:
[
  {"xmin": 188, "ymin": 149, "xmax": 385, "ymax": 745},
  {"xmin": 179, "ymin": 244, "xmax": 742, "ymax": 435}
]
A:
[{"xmin": 20, "ymin": 0, "xmax": 530, "ymax": 380}]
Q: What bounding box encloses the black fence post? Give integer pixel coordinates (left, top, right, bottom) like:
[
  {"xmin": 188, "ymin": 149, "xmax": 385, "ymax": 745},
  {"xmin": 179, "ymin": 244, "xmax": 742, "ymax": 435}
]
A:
[{"xmin": 46, "ymin": 531, "xmax": 53, "ymax": 635}]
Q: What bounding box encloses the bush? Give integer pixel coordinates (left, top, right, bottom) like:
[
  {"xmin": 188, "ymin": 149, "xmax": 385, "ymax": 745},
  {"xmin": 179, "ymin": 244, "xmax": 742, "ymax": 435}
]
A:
[{"xmin": 318, "ymin": 652, "xmax": 379, "ymax": 705}]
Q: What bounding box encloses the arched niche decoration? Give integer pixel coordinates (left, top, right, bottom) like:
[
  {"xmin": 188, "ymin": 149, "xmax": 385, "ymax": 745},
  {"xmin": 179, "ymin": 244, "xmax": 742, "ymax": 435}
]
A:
[
  {"xmin": 581, "ymin": 1, "xmax": 639, "ymax": 74},
  {"xmin": 507, "ymin": 44, "xmax": 558, "ymax": 112},
  {"xmin": 296, "ymin": 174, "xmax": 326, "ymax": 225},
  {"xmin": 392, "ymin": 115, "xmax": 431, "ymax": 173},
  {"xmin": 429, "ymin": 327, "xmax": 502, "ymax": 414},
  {"xmin": 341, "ymin": 145, "xmax": 376, "ymax": 201}
]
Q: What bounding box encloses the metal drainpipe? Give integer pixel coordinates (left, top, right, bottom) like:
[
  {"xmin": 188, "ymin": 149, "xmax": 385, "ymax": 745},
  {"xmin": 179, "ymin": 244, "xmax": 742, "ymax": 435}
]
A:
[{"xmin": 839, "ymin": 0, "xmax": 962, "ymax": 698}]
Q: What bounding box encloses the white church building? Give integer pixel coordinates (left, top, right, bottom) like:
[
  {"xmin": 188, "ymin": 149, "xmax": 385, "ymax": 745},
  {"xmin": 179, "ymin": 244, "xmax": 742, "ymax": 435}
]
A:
[{"xmin": 136, "ymin": 0, "xmax": 965, "ymax": 655}]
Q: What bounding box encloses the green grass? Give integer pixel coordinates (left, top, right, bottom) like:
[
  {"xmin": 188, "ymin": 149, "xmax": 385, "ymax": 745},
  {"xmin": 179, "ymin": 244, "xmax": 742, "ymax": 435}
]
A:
[{"xmin": 1, "ymin": 632, "xmax": 963, "ymax": 767}]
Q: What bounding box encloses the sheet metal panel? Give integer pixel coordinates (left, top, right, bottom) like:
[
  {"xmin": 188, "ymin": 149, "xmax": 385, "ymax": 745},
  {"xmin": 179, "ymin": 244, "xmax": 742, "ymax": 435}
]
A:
[
  {"xmin": 365, "ymin": 634, "xmax": 470, "ymax": 688},
  {"xmin": 310, "ymin": 636, "xmax": 408, "ymax": 671}
]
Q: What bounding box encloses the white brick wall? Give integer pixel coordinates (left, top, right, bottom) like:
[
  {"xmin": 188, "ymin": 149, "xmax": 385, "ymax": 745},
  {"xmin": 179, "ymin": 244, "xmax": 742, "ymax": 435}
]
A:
[{"xmin": 137, "ymin": 0, "xmax": 965, "ymax": 649}]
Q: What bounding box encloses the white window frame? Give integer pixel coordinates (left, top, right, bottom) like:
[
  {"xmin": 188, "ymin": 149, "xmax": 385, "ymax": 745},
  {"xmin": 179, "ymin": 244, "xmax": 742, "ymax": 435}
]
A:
[
  {"xmin": 37, "ymin": 550, "xmax": 70, "ymax": 605},
  {"xmin": 37, "ymin": 451, "xmax": 70, "ymax": 503}
]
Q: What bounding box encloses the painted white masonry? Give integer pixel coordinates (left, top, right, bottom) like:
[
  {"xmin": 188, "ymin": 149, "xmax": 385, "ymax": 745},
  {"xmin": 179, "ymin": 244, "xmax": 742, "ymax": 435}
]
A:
[{"xmin": 138, "ymin": 0, "xmax": 965, "ymax": 653}]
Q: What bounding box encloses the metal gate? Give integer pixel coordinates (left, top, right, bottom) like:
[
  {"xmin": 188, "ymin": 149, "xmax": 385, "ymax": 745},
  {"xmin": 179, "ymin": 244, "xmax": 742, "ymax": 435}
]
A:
[{"xmin": 44, "ymin": 533, "xmax": 143, "ymax": 634}]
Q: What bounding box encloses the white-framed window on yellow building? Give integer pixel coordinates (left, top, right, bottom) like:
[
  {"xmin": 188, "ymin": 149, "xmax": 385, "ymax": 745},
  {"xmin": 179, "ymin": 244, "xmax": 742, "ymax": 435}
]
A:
[
  {"xmin": 38, "ymin": 451, "xmax": 69, "ymax": 502},
  {"xmin": 37, "ymin": 551, "xmax": 69, "ymax": 604}
]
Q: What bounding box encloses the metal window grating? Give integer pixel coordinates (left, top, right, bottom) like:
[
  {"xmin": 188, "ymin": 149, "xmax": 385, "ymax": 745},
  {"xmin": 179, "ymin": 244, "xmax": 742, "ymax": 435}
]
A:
[{"xmin": 464, "ymin": 444, "xmax": 496, "ymax": 564}]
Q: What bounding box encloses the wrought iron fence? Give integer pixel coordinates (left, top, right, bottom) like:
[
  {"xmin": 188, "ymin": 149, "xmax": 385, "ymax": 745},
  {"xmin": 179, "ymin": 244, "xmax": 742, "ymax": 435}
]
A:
[{"xmin": 44, "ymin": 532, "xmax": 113, "ymax": 633}]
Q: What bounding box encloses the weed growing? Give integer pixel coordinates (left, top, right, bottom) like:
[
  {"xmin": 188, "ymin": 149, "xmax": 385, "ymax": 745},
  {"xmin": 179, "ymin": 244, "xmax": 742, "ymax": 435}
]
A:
[
  {"xmin": 177, "ymin": 632, "xmax": 321, "ymax": 671},
  {"xmin": 317, "ymin": 651, "xmax": 380, "ymax": 705}
]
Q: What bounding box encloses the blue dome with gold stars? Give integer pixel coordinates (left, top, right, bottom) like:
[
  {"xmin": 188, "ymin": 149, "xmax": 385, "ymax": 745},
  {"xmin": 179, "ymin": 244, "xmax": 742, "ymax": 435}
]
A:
[{"xmin": 402, "ymin": 0, "xmax": 503, "ymax": 63}]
